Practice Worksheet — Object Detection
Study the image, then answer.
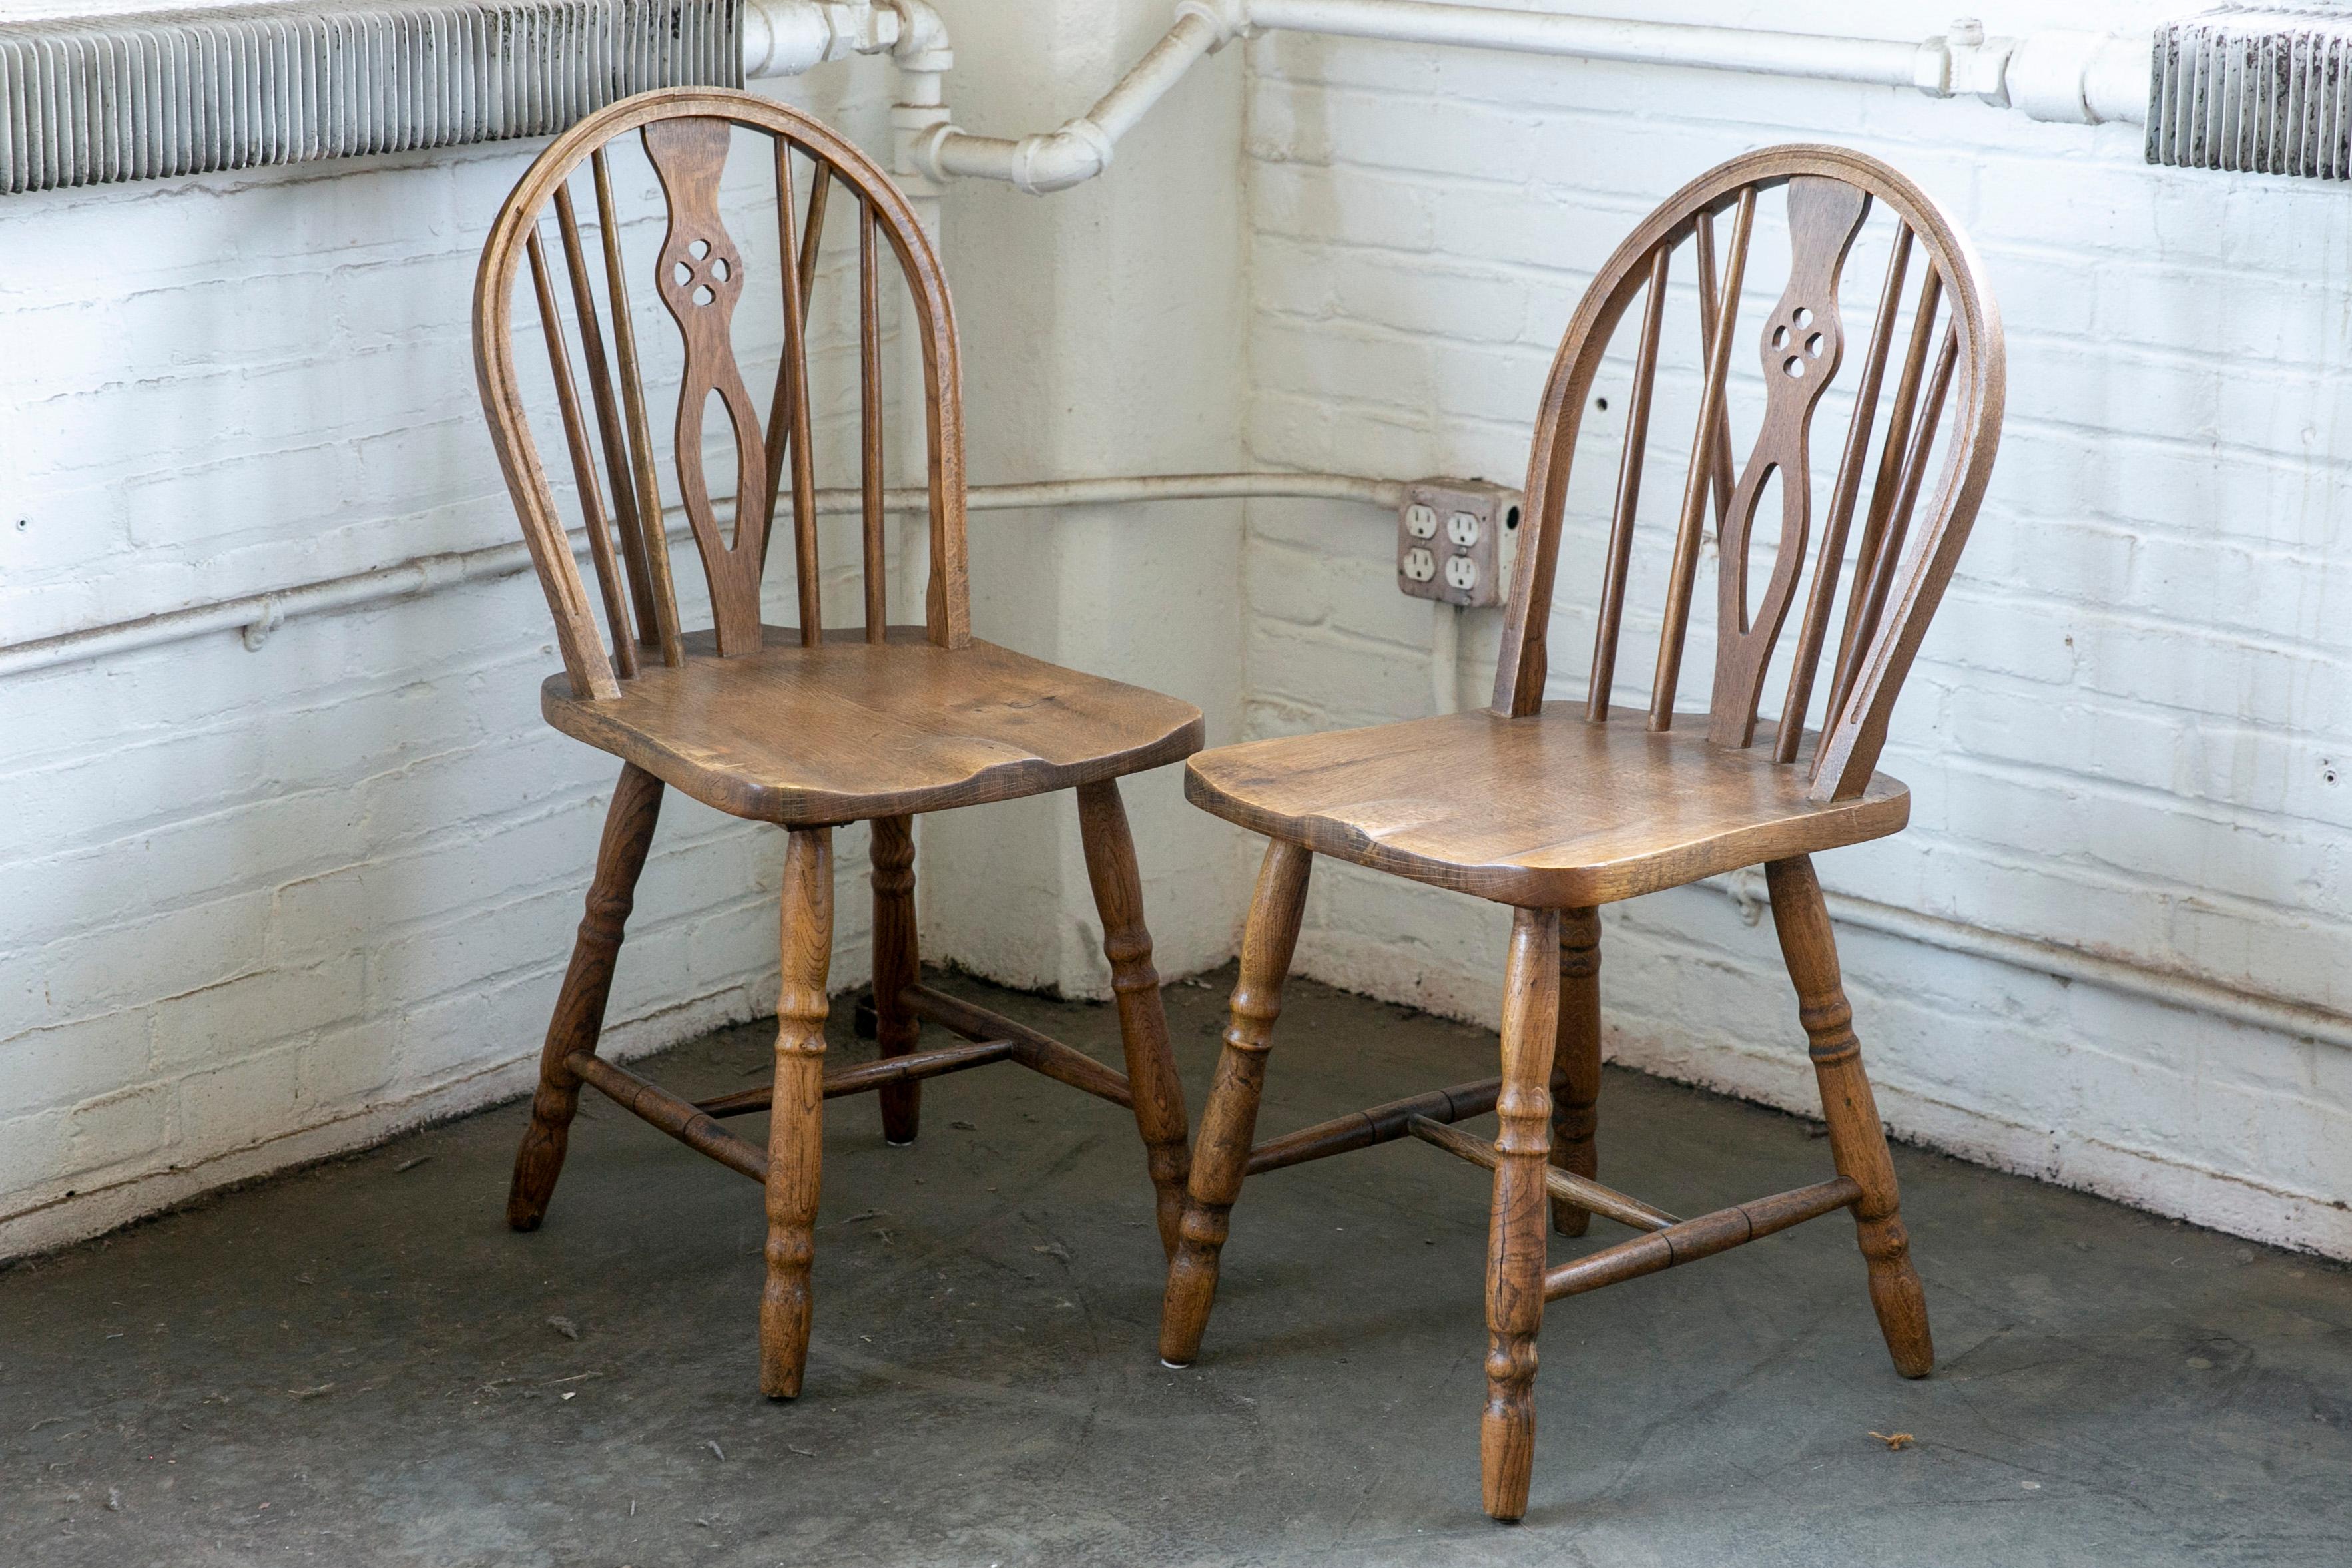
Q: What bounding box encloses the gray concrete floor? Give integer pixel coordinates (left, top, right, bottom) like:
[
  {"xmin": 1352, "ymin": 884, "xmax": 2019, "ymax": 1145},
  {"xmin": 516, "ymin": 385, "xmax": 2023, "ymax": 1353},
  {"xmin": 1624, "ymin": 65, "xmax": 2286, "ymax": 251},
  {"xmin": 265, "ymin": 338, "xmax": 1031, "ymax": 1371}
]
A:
[{"xmin": 3, "ymin": 966, "xmax": 2349, "ymax": 1567}]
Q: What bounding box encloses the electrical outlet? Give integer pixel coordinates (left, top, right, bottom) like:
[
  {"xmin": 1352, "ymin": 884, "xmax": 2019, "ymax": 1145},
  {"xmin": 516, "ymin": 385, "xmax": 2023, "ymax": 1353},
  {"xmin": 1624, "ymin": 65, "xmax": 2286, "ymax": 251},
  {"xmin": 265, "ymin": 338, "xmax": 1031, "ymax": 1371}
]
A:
[{"xmin": 1396, "ymin": 478, "xmax": 1522, "ymax": 607}]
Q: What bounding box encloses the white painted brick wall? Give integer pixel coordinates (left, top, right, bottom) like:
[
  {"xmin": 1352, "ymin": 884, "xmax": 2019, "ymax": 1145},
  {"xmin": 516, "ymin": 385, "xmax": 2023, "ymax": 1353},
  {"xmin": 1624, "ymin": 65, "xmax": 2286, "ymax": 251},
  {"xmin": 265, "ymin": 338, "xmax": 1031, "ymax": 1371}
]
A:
[
  {"xmin": 0, "ymin": 65, "xmax": 906, "ymax": 1256},
  {"xmin": 1237, "ymin": 2, "xmax": 2352, "ymax": 1254}
]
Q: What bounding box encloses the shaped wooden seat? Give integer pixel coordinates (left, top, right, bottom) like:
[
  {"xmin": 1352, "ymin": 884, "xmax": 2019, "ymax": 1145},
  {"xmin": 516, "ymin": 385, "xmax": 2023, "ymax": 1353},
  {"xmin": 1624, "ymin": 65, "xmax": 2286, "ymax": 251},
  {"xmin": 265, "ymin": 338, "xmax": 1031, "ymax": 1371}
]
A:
[
  {"xmin": 546, "ymin": 625, "xmax": 1201, "ymax": 824},
  {"xmin": 1186, "ymin": 705, "xmax": 1906, "ymax": 907},
  {"xmin": 1159, "ymin": 145, "xmax": 2005, "ymax": 1523},
  {"xmin": 474, "ymin": 89, "xmax": 1198, "ymax": 1402}
]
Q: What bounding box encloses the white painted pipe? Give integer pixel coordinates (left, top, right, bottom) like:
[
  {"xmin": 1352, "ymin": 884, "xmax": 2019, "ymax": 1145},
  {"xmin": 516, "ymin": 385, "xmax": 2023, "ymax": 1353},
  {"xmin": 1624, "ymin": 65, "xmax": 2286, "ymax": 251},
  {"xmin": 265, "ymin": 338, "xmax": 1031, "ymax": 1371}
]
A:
[
  {"xmin": 1249, "ymin": 0, "xmax": 1933, "ymax": 89},
  {"xmin": 917, "ymin": 7, "xmax": 1229, "ymax": 194},
  {"xmin": 1714, "ymin": 870, "xmax": 2352, "ymax": 1056},
  {"xmin": 0, "ymin": 473, "xmax": 1402, "ymax": 680},
  {"xmin": 847, "ymin": 0, "xmax": 2154, "ymax": 203}
]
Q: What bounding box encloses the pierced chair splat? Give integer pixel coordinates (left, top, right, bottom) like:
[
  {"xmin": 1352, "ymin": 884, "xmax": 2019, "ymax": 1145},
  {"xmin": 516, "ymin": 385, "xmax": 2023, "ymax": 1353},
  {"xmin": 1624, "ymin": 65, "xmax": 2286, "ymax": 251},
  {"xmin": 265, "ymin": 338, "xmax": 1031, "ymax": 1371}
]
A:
[
  {"xmin": 1159, "ymin": 144, "xmax": 2004, "ymax": 1522},
  {"xmin": 473, "ymin": 88, "xmax": 1203, "ymax": 1400}
]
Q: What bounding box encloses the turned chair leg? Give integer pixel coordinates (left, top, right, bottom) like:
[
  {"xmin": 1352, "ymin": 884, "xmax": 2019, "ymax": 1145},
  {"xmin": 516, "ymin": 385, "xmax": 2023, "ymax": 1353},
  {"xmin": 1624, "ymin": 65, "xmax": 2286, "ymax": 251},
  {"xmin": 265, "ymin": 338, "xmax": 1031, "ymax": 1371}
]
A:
[
  {"xmin": 869, "ymin": 814, "xmax": 922, "ymax": 1147},
  {"xmin": 1548, "ymin": 906, "xmax": 1602, "ymax": 1238},
  {"xmin": 1483, "ymin": 907, "xmax": 1561, "ymax": 1523},
  {"xmin": 508, "ymin": 762, "xmax": 665, "ymax": 1232},
  {"xmin": 1077, "ymin": 780, "xmax": 1192, "ymax": 1258},
  {"xmin": 1765, "ymin": 854, "xmax": 1933, "ymax": 1379},
  {"xmin": 763, "ymin": 827, "xmax": 834, "ymax": 1399},
  {"xmin": 1158, "ymin": 840, "xmax": 1313, "ymax": 1367}
]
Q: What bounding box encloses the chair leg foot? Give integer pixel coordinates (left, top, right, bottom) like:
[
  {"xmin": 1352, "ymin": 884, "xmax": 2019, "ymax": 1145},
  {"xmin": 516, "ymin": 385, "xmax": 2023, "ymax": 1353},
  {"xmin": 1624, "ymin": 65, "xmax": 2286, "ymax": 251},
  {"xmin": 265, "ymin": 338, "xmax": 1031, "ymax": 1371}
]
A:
[
  {"xmin": 1548, "ymin": 906, "xmax": 1602, "ymax": 1238},
  {"xmin": 1157, "ymin": 840, "xmax": 1312, "ymax": 1367},
  {"xmin": 762, "ymin": 828, "xmax": 833, "ymax": 1400},
  {"xmin": 1077, "ymin": 780, "xmax": 1191, "ymax": 1258},
  {"xmin": 870, "ymin": 815, "xmax": 922, "ymax": 1147},
  {"xmin": 507, "ymin": 763, "xmax": 664, "ymax": 1232},
  {"xmin": 1482, "ymin": 907, "xmax": 1560, "ymax": 1524},
  {"xmin": 1767, "ymin": 855, "xmax": 1933, "ymax": 1379}
]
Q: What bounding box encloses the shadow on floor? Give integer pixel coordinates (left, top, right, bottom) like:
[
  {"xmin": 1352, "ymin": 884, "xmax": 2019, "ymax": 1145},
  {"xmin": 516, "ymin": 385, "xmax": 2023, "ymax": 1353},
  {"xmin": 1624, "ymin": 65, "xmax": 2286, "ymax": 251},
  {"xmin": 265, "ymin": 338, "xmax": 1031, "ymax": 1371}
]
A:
[{"xmin": 3, "ymin": 965, "xmax": 2348, "ymax": 1566}]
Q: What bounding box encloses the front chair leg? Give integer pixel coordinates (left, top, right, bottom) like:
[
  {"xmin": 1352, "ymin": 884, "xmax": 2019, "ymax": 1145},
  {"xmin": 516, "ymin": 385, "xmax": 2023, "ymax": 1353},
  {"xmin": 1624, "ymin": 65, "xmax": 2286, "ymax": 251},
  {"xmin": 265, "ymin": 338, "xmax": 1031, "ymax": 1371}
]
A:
[
  {"xmin": 1483, "ymin": 906, "xmax": 1560, "ymax": 1524},
  {"xmin": 508, "ymin": 762, "xmax": 665, "ymax": 1231},
  {"xmin": 1158, "ymin": 840, "xmax": 1313, "ymax": 1368},
  {"xmin": 1765, "ymin": 854, "xmax": 1932, "ymax": 1378},
  {"xmin": 763, "ymin": 827, "xmax": 834, "ymax": 1399},
  {"xmin": 1548, "ymin": 906, "xmax": 1602, "ymax": 1237},
  {"xmin": 1077, "ymin": 779, "xmax": 1191, "ymax": 1258},
  {"xmin": 869, "ymin": 814, "xmax": 922, "ymax": 1146}
]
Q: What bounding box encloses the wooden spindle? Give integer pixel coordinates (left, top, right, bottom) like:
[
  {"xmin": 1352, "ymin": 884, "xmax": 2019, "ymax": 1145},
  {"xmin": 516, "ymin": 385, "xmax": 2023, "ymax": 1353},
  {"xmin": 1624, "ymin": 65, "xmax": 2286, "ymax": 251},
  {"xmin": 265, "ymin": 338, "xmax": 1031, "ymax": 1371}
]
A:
[
  {"xmin": 1822, "ymin": 318, "xmax": 1956, "ymax": 776},
  {"xmin": 1587, "ymin": 244, "xmax": 1669, "ymax": 722},
  {"xmin": 1825, "ymin": 262, "xmax": 1942, "ymax": 725},
  {"xmin": 1775, "ymin": 224, "xmax": 1912, "ymax": 763},
  {"xmin": 764, "ymin": 159, "xmax": 831, "ymax": 565},
  {"xmin": 860, "ymin": 199, "xmax": 887, "ymax": 640},
  {"xmin": 555, "ymin": 180, "xmax": 659, "ymax": 654},
  {"xmin": 595, "ymin": 147, "xmax": 687, "ymax": 667},
  {"xmin": 525, "ymin": 224, "xmax": 637, "ymax": 678},
  {"xmin": 1651, "ymin": 186, "xmax": 1754, "ymax": 731},
  {"xmin": 774, "ymin": 142, "xmax": 823, "ymax": 645},
  {"xmin": 1691, "ymin": 209, "xmax": 1738, "ymax": 529}
]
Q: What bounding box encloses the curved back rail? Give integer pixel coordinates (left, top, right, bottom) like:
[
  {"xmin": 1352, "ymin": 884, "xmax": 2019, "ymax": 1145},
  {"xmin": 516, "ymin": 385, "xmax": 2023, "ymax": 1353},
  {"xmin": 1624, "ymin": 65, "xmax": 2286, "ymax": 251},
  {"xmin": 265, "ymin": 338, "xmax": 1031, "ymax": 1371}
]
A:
[
  {"xmin": 1491, "ymin": 145, "xmax": 2004, "ymax": 802},
  {"xmin": 475, "ymin": 89, "xmax": 970, "ymax": 701}
]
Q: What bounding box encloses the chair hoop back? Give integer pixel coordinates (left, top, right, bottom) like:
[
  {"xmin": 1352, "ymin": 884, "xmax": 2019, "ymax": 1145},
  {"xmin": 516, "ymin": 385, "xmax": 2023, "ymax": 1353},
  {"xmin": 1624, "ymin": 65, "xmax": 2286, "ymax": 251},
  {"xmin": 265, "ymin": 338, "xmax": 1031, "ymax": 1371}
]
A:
[
  {"xmin": 474, "ymin": 87, "xmax": 970, "ymax": 702},
  {"xmin": 1492, "ymin": 144, "xmax": 2005, "ymax": 801}
]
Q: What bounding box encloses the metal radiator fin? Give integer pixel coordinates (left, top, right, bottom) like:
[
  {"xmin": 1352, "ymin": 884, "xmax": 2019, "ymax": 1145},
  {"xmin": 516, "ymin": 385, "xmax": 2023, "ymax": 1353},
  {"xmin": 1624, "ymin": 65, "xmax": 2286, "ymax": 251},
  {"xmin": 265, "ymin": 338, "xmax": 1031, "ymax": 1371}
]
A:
[
  {"xmin": 2149, "ymin": 3, "xmax": 2352, "ymax": 177},
  {"xmin": 0, "ymin": 1, "xmax": 744, "ymax": 196}
]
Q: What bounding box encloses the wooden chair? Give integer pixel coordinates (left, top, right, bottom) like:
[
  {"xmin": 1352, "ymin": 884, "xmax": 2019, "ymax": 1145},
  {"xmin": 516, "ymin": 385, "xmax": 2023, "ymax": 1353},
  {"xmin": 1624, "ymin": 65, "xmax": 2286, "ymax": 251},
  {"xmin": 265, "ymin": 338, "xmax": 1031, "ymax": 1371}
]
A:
[
  {"xmin": 1157, "ymin": 146, "xmax": 2004, "ymax": 1520},
  {"xmin": 472, "ymin": 89, "xmax": 1202, "ymax": 1399}
]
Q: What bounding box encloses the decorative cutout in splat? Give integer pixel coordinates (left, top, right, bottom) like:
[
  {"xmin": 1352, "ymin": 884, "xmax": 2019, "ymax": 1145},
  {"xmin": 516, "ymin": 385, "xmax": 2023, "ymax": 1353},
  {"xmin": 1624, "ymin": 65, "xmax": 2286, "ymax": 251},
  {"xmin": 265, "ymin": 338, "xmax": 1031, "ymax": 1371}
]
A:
[
  {"xmin": 1708, "ymin": 176, "xmax": 1872, "ymax": 750},
  {"xmin": 643, "ymin": 117, "xmax": 772, "ymax": 656}
]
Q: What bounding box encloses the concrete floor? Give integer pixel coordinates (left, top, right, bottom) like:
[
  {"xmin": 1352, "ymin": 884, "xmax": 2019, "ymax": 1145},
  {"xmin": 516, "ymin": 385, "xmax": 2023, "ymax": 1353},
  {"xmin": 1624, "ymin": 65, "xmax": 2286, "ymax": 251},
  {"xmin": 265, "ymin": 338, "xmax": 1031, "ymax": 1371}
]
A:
[{"xmin": 3, "ymin": 966, "xmax": 2349, "ymax": 1567}]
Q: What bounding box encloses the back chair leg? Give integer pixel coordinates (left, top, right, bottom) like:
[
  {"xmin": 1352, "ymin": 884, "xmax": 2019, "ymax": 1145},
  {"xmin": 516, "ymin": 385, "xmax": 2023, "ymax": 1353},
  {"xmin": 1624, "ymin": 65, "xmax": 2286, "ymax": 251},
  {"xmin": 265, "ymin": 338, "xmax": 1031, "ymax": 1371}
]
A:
[
  {"xmin": 869, "ymin": 814, "xmax": 922, "ymax": 1147},
  {"xmin": 1765, "ymin": 854, "xmax": 1933, "ymax": 1379},
  {"xmin": 1483, "ymin": 907, "xmax": 1562, "ymax": 1523},
  {"xmin": 1159, "ymin": 840, "xmax": 1313, "ymax": 1367},
  {"xmin": 1077, "ymin": 780, "xmax": 1193, "ymax": 1258},
  {"xmin": 508, "ymin": 762, "xmax": 665, "ymax": 1231},
  {"xmin": 1548, "ymin": 906, "xmax": 1602, "ymax": 1237},
  {"xmin": 763, "ymin": 827, "xmax": 834, "ymax": 1399}
]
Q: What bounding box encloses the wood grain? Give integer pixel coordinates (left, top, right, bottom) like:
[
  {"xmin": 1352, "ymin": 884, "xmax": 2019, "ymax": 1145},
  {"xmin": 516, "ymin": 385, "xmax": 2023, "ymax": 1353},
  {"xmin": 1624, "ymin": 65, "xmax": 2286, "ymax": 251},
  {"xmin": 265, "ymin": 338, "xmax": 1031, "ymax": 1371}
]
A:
[
  {"xmin": 1159, "ymin": 840, "xmax": 1312, "ymax": 1368},
  {"xmin": 506, "ymin": 762, "xmax": 665, "ymax": 1230},
  {"xmin": 1185, "ymin": 705, "xmax": 1907, "ymax": 908},
  {"xmin": 1078, "ymin": 779, "xmax": 1191, "ymax": 1257},
  {"xmin": 1481, "ymin": 906, "xmax": 1558, "ymax": 1524},
  {"xmin": 762, "ymin": 826, "xmax": 832, "ymax": 1399},
  {"xmin": 1767, "ymin": 854, "xmax": 1933, "ymax": 1377},
  {"xmin": 869, "ymin": 814, "xmax": 921, "ymax": 1145},
  {"xmin": 546, "ymin": 625, "xmax": 1202, "ymax": 826},
  {"xmin": 1548, "ymin": 906, "xmax": 1602, "ymax": 1236}
]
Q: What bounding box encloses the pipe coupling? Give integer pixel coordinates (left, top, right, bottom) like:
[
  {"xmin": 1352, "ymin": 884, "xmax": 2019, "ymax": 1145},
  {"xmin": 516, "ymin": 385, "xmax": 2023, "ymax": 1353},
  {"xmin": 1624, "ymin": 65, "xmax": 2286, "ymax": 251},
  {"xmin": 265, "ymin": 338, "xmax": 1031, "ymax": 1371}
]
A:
[{"xmin": 1175, "ymin": 0, "xmax": 1255, "ymax": 51}]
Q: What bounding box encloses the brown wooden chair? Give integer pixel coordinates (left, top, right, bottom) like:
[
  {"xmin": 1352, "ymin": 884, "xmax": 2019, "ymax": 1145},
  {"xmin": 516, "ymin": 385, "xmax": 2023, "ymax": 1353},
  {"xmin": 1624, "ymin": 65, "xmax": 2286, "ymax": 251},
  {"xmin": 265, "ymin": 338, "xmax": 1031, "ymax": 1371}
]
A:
[
  {"xmin": 472, "ymin": 89, "xmax": 1201, "ymax": 1399},
  {"xmin": 1157, "ymin": 145, "xmax": 2004, "ymax": 1520}
]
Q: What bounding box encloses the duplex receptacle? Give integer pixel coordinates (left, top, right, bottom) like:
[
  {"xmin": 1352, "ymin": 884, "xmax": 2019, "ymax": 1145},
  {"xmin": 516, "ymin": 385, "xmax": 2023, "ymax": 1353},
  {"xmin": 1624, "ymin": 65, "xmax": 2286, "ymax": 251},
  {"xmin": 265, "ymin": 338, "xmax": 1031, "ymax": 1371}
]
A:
[{"xmin": 1396, "ymin": 478, "xmax": 1522, "ymax": 608}]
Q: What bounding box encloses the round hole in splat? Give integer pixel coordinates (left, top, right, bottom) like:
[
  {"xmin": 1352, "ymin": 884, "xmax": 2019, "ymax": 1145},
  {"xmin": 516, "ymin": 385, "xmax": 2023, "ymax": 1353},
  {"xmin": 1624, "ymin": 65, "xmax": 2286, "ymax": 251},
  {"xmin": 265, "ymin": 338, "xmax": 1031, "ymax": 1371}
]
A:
[
  {"xmin": 693, "ymin": 284, "xmax": 716, "ymax": 307},
  {"xmin": 673, "ymin": 260, "xmax": 693, "ymax": 288},
  {"xmin": 1772, "ymin": 325, "xmax": 1790, "ymax": 349},
  {"xmin": 1783, "ymin": 355, "xmax": 1805, "ymax": 379},
  {"xmin": 688, "ymin": 239, "xmax": 711, "ymax": 260},
  {"xmin": 1805, "ymin": 331, "xmax": 1825, "ymax": 357},
  {"xmin": 710, "ymin": 257, "xmax": 731, "ymax": 283},
  {"xmin": 1793, "ymin": 306, "xmax": 1813, "ymax": 327}
]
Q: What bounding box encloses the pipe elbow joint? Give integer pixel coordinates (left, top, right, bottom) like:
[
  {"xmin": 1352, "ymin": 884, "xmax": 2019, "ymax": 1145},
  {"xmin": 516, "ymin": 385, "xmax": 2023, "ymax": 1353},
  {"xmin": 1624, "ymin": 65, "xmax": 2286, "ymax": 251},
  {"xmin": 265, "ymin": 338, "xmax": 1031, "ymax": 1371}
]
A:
[
  {"xmin": 884, "ymin": 0, "xmax": 954, "ymax": 73},
  {"xmin": 1174, "ymin": 0, "xmax": 1254, "ymax": 51},
  {"xmin": 1012, "ymin": 119, "xmax": 1115, "ymax": 194}
]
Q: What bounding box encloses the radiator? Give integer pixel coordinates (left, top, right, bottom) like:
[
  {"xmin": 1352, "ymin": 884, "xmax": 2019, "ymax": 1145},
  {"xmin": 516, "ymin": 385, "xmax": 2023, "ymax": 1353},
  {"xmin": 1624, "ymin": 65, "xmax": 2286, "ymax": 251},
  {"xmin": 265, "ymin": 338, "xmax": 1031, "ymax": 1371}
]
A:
[
  {"xmin": 2148, "ymin": 3, "xmax": 2352, "ymax": 177},
  {"xmin": 0, "ymin": 0, "xmax": 742, "ymax": 196}
]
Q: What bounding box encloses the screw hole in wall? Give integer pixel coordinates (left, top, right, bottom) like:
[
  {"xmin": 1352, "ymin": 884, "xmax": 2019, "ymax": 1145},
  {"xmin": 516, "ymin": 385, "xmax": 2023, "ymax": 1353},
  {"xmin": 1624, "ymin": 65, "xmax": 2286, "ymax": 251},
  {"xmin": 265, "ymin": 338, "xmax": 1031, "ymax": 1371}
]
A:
[
  {"xmin": 1595, "ymin": 396, "xmax": 1609, "ymax": 411},
  {"xmin": 1505, "ymin": 505, "xmax": 1521, "ymax": 530}
]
